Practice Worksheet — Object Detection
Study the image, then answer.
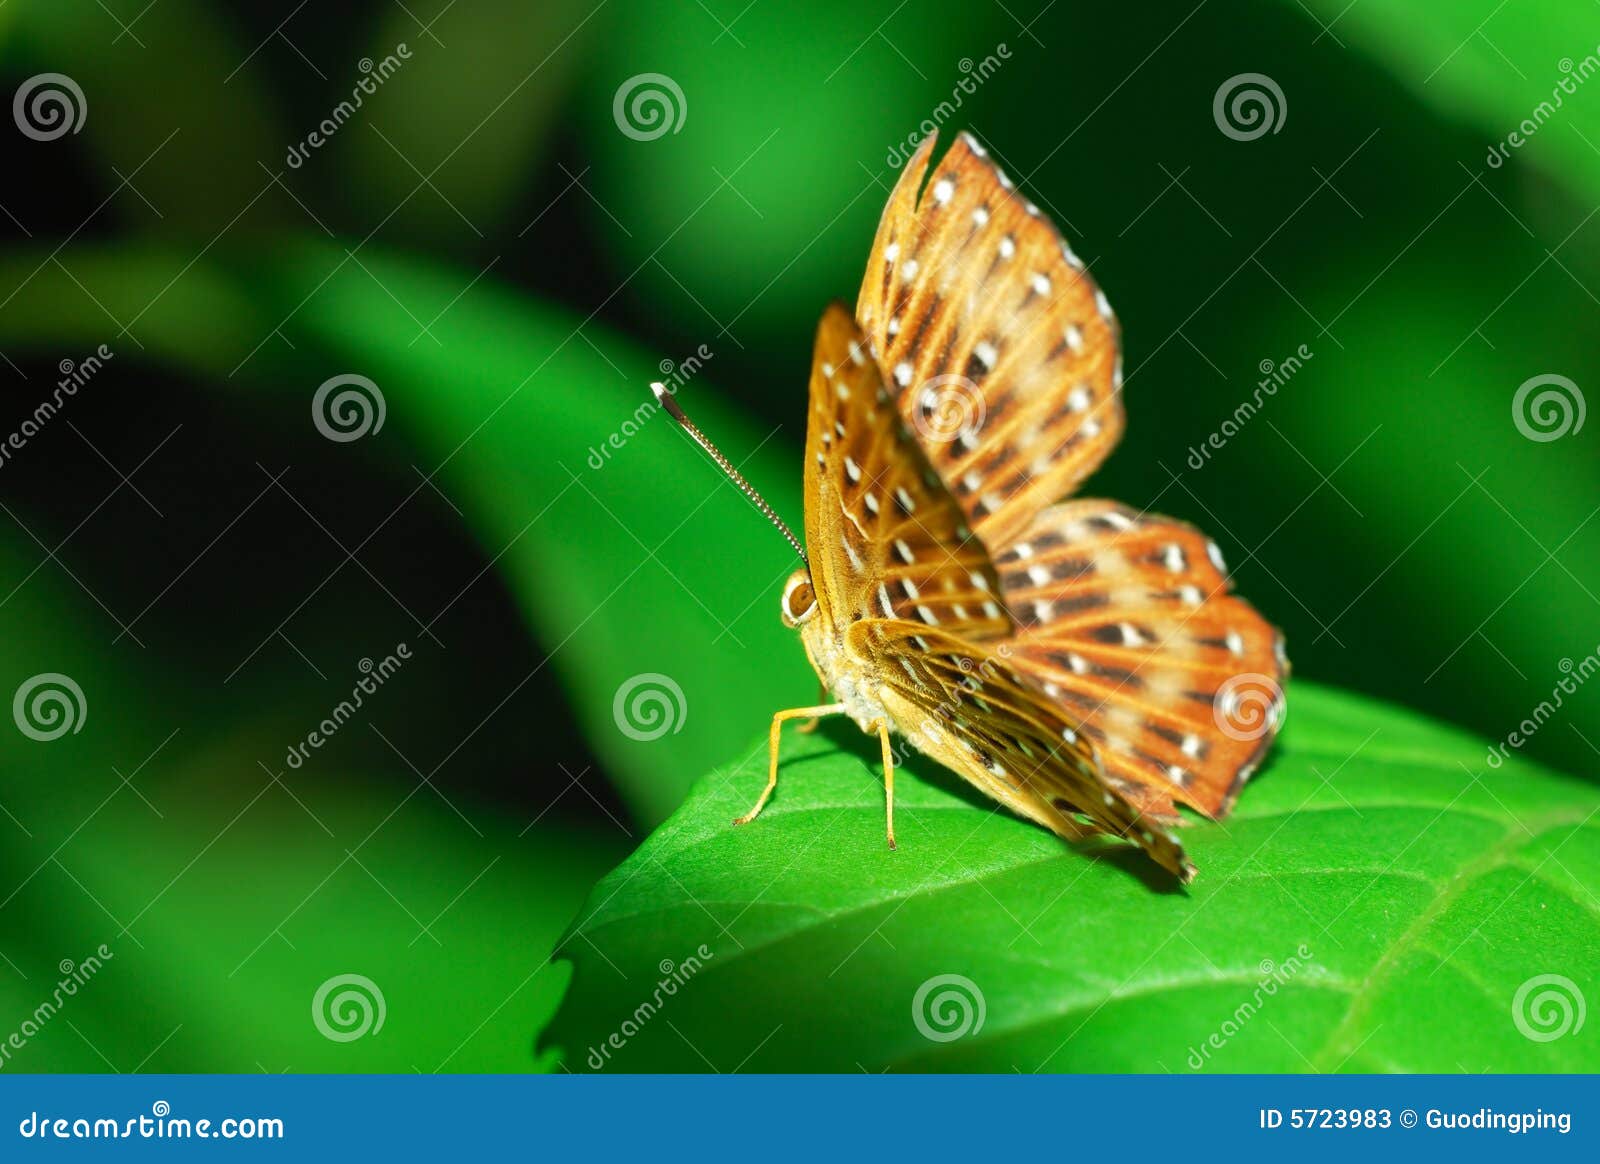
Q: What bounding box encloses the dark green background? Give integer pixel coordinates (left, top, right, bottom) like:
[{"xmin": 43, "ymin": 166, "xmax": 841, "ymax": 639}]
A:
[{"xmin": 0, "ymin": 0, "xmax": 1595, "ymax": 1071}]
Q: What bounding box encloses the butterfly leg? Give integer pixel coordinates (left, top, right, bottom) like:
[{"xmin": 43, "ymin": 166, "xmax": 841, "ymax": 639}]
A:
[
  {"xmin": 734, "ymin": 702, "xmax": 848, "ymax": 828},
  {"xmin": 795, "ymin": 681, "xmax": 830, "ymax": 734},
  {"xmin": 870, "ymin": 718, "xmax": 897, "ymax": 850}
]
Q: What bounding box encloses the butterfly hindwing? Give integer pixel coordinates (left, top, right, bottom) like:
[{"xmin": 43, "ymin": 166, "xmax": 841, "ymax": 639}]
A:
[
  {"xmin": 855, "ymin": 130, "xmax": 1125, "ymax": 552},
  {"xmin": 848, "ymin": 618, "xmax": 1195, "ymax": 880},
  {"xmin": 997, "ymin": 500, "xmax": 1288, "ymax": 819},
  {"xmin": 803, "ymin": 302, "xmax": 1010, "ymax": 639}
]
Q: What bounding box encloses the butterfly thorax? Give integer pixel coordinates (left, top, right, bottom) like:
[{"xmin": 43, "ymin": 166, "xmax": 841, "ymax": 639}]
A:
[{"xmin": 798, "ymin": 618, "xmax": 892, "ymax": 735}]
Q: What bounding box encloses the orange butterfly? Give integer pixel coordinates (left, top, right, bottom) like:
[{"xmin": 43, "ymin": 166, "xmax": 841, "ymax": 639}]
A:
[{"xmin": 655, "ymin": 131, "xmax": 1287, "ymax": 881}]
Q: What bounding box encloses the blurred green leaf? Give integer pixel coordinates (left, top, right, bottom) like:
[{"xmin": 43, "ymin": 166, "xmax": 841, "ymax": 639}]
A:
[
  {"xmin": 544, "ymin": 683, "xmax": 1599, "ymax": 1072},
  {"xmin": 0, "ymin": 241, "xmax": 814, "ymax": 823},
  {"xmin": 4, "ymin": 0, "xmax": 288, "ymax": 234},
  {"xmin": 338, "ymin": 0, "xmax": 597, "ymax": 243},
  {"xmin": 580, "ymin": 0, "xmax": 991, "ymax": 348},
  {"xmin": 1287, "ymin": 0, "xmax": 1600, "ymax": 204},
  {"xmin": 0, "ymin": 535, "xmax": 624, "ymax": 1073}
]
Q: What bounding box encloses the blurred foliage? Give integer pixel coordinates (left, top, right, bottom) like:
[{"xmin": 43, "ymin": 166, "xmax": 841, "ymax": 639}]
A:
[
  {"xmin": 547, "ymin": 684, "xmax": 1600, "ymax": 1072},
  {"xmin": 0, "ymin": 0, "xmax": 1596, "ymax": 1072}
]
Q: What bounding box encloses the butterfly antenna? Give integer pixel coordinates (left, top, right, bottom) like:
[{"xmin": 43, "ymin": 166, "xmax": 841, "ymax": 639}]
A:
[{"xmin": 652, "ymin": 382, "xmax": 807, "ymax": 565}]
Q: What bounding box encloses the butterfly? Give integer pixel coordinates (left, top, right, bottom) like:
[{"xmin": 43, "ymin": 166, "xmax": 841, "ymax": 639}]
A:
[{"xmin": 654, "ymin": 130, "xmax": 1287, "ymax": 881}]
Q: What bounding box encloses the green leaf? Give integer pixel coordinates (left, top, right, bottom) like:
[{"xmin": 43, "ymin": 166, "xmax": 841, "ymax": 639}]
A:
[
  {"xmin": 0, "ymin": 241, "xmax": 812, "ymax": 824},
  {"xmin": 543, "ymin": 682, "xmax": 1600, "ymax": 1072},
  {"xmin": 335, "ymin": 0, "xmax": 597, "ymax": 243},
  {"xmin": 0, "ymin": 535, "xmax": 626, "ymax": 1073},
  {"xmin": 1284, "ymin": 0, "xmax": 1600, "ymax": 205}
]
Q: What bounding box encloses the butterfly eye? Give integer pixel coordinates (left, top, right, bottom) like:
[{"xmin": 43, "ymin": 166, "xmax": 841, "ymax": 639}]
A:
[{"xmin": 781, "ymin": 571, "xmax": 817, "ymax": 627}]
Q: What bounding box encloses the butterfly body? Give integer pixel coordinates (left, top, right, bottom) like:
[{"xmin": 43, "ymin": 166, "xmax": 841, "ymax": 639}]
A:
[
  {"xmin": 787, "ymin": 576, "xmax": 889, "ymax": 736},
  {"xmin": 667, "ymin": 130, "xmax": 1287, "ymax": 882}
]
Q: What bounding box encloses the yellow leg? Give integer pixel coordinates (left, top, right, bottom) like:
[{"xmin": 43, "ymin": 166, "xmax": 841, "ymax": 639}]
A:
[
  {"xmin": 871, "ymin": 718, "xmax": 896, "ymax": 850},
  {"xmin": 734, "ymin": 703, "xmax": 847, "ymax": 827},
  {"xmin": 795, "ymin": 681, "xmax": 830, "ymax": 733}
]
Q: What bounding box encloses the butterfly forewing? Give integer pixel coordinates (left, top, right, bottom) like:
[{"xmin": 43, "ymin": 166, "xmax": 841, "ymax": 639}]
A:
[
  {"xmin": 855, "ymin": 131, "xmax": 1125, "ymax": 553},
  {"xmin": 996, "ymin": 500, "xmax": 1287, "ymax": 819},
  {"xmin": 849, "ymin": 619, "xmax": 1195, "ymax": 880},
  {"xmin": 803, "ymin": 303, "xmax": 1010, "ymax": 639}
]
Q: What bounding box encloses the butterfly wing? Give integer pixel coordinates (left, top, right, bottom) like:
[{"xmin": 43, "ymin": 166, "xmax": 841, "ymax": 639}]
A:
[
  {"xmin": 856, "ymin": 130, "xmax": 1124, "ymax": 551},
  {"xmin": 997, "ymin": 500, "xmax": 1288, "ymax": 819},
  {"xmin": 802, "ymin": 302, "xmax": 1010, "ymax": 638},
  {"xmin": 848, "ymin": 618, "xmax": 1194, "ymax": 881},
  {"xmin": 855, "ymin": 132, "xmax": 1286, "ymax": 825}
]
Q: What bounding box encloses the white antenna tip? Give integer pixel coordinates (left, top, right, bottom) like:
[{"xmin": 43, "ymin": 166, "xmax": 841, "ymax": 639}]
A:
[{"xmin": 649, "ymin": 381, "xmax": 669, "ymax": 402}]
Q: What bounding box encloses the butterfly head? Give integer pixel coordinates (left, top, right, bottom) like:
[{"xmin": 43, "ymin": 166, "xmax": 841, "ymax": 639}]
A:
[{"xmin": 780, "ymin": 569, "xmax": 818, "ymax": 628}]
